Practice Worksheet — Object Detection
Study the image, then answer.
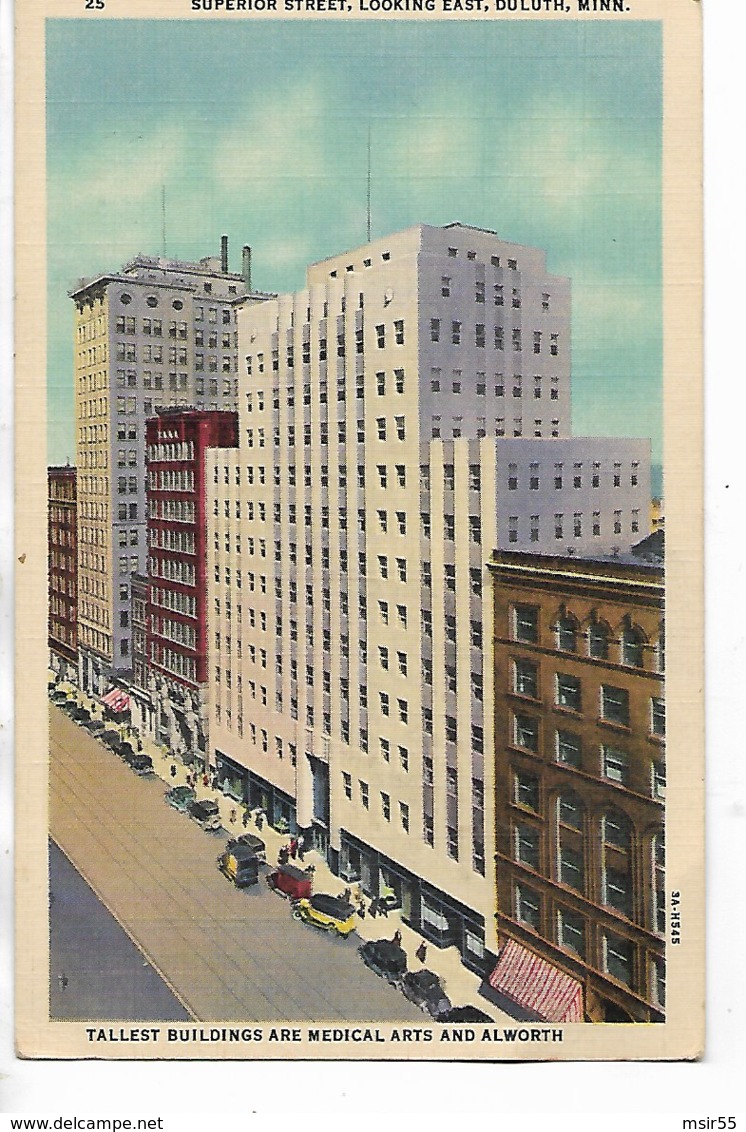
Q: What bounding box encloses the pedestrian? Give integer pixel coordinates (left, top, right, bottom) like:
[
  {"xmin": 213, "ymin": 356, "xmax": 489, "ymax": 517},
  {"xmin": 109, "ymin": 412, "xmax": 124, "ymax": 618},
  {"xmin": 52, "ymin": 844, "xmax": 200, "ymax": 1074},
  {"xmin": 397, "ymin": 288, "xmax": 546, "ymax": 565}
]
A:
[
  {"xmin": 379, "ymin": 898, "xmax": 389, "ymax": 919},
  {"xmin": 392, "ymin": 930, "xmax": 402, "ymax": 946},
  {"xmin": 256, "ymin": 812, "xmax": 264, "ymax": 831},
  {"xmin": 185, "ymin": 774, "xmax": 192, "ymax": 789},
  {"xmin": 242, "ymin": 808, "xmax": 250, "ymax": 829},
  {"xmin": 357, "ymin": 903, "xmax": 366, "ymax": 920},
  {"xmin": 416, "ymin": 941, "xmax": 427, "ymax": 964},
  {"xmin": 137, "ymin": 739, "xmax": 143, "ymax": 752},
  {"xmin": 230, "ymin": 807, "xmax": 237, "ymax": 825},
  {"xmin": 203, "ymin": 773, "xmax": 209, "ymax": 788},
  {"xmin": 278, "ymin": 846, "xmax": 289, "ymax": 866},
  {"xmin": 369, "ymin": 898, "xmax": 379, "ymax": 919},
  {"xmin": 342, "ymin": 887, "xmax": 351, "ymax": 903},
  {"xmin": 297, "ymin": 838, "xmax": 305, "ymax": 862},
  {"xmin": 170, "ymin": 763, "xmax": 177, "ymax": 779},
  {"xmin": 289, "ymin": 837, "xmax": 298, "ymax": 859}
]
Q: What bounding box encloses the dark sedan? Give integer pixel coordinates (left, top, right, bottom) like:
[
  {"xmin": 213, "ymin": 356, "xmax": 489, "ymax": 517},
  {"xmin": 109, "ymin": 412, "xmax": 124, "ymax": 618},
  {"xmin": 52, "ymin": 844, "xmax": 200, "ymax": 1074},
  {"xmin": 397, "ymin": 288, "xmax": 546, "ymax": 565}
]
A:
[
  {"xmin": 358, "ymin": 938, "xmax": 408, "ymax": 985},
  {"xmin": 398, "ymin": 969, "xmax": 452, "ymax": 1019}
]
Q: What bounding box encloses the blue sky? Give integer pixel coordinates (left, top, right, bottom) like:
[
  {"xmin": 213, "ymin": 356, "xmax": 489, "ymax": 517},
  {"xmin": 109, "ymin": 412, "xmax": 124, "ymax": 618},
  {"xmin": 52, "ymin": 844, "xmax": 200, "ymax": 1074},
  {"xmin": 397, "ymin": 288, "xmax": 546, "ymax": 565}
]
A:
[{"xmin": 46, "ymin": 19, "xmax": 662, "ymax": 467}]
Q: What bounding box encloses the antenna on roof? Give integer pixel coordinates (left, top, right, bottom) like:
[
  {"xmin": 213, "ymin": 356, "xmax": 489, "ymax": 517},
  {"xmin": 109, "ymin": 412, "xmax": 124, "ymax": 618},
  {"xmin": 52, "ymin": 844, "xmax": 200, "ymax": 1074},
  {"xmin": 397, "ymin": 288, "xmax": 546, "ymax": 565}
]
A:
[
  {"xmin": 366, "ymin": 123, "xmax": 372, "ymax": 244},
  {"xmin": 161, "ymin": 186, "xmax": 167, "ymax": 258}
]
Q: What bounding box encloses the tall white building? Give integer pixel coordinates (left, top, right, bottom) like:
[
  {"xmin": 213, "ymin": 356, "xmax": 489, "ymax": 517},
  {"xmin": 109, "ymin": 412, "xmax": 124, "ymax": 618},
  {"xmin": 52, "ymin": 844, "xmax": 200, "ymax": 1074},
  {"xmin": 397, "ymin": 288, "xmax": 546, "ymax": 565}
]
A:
[
  {"xmin": 71, "ymin": 239, "xmax": 273, "ymax": 696},
  {"xmin": 205, "ymin": 223, "xmax": 650, "ymax": 970}
]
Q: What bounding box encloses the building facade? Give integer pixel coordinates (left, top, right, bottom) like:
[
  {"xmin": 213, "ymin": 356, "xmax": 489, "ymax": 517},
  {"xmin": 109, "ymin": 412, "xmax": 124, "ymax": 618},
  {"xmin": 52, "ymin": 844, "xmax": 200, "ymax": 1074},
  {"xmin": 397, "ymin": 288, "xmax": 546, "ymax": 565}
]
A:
[
  {"xmin": 204, "ymin": 222, "xmax": 653, "ymax": 973},
  {"xmin": 71, "ymin": 239, "xmax": 271, "ymax": 696},
  {"xmin": 133, "ymin": 408, "xmax": 239, "ymax": 764},
  {"xmin": 48, "ymin": 465, "xmax": 78, "ymax": 681},
  {"xmin": 488, "ymin": 549, "xmax": 665, "ymax": 1022}
]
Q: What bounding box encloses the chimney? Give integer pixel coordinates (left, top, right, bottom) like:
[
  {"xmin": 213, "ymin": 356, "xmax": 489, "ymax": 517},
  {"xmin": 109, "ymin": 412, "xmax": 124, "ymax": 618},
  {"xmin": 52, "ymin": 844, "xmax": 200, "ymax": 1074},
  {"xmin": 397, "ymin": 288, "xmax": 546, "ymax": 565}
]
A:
[
  {"xmin": 242, "ymin": 245, "xmax": 252, "ymax": 291},
  {"xmin": 220, "ymin": 234, "xmax": 229, "ymax": 274}
]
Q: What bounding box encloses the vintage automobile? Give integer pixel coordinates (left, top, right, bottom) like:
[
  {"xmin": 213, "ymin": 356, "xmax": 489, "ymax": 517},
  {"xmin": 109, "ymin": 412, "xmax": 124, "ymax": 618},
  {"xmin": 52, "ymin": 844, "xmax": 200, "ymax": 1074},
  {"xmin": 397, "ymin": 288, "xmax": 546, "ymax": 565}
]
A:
[
  {"xmin": 101, "ymin": 730, "xmax": 124, "ymax": 755},
  {"xmin": 187, "ymin": 798, "xmax": 222, "ymax": 832},
  {"xmin": 438, "ymin": 1005, "xmax": 493, "ymax": 1023},
  {"xmin": 293, "ymin": 893, "xmax": 357, "ymax": 938},
  {"xmin": 358, "ymin": 938, "xmax": 408, "ymax": 984},
  {"xmin": 217, "ymin": 844, "xmax": 261, "ymax": 888},
  {"xmin": 265, "ymin": 864, "xmax": 313, "ymax": 902},
  {"xmin": 225, "ymin": 833, "xmax": 267, "ymax": 863},
  {"xmin": 164, "ymin": 785, "xmax": 196, "ymax": 812},
  {"xmin": 398, "ymin": 970, "xmax": 452, "ymax": 1019},
  {"xmin": 126, "ymin": 752, "xmax": 154, "ymax": 776},
  {"xmin": 83, "ymin": 718, "xmax": 106, "ymax": 735}
]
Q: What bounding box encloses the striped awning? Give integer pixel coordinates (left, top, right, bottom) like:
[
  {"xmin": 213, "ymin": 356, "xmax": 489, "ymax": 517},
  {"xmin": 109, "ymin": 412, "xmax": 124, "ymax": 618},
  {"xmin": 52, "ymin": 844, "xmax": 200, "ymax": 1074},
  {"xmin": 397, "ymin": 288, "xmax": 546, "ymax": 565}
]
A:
[
  {"xmin": 488, "ymin": 938, "xmax": 584, "ymax": 1023},
  {"xmin": 102, "ymin": 687, "xmax": 130, "ymax": 713}
]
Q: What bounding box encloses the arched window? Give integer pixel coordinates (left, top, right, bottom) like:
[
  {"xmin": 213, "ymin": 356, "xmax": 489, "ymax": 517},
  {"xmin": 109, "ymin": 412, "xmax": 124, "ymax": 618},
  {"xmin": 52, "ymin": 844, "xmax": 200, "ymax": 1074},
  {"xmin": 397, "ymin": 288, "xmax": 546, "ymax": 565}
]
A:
[
  {"xmin": 621, "ymin": 624, "xmax": 645, "ymax": 668},
  {"xmin": 601, "ymin": 810, "xmax": 633, "ymax": 918},
  {"xmin": 556, "ymin": 792, "xmax": 585, "ymax": 893},
  {"xmin": 555, "ymin": 612, "xmax": 579, "ymax": 653},
  {"xmin": 588, "ymin": 619, "xmax": 610, "ymax": 660}
]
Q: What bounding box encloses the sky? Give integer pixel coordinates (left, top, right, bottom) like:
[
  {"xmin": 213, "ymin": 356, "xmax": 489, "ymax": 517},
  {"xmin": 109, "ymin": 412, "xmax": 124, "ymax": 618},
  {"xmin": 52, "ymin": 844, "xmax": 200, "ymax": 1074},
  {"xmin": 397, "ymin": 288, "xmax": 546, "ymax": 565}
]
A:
[{"xmin": 46, "ymin": 19, "xmax": 662, "ymax": 470}]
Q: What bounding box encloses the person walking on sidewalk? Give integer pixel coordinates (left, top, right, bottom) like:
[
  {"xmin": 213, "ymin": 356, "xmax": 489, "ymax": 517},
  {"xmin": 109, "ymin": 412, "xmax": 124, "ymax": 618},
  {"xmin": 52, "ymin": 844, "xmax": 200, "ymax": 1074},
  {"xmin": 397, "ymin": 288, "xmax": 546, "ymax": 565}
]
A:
[
  {"xmin": 242, "ymin": 808, "xmax": 250, "ymax": 829},
  {"xmin": 416, "ymin": 941, "xmax": 427, "ymax": 964},
  {"xmin": 170, "ymin": 763, "xmax": 177, "ymax": 779}
]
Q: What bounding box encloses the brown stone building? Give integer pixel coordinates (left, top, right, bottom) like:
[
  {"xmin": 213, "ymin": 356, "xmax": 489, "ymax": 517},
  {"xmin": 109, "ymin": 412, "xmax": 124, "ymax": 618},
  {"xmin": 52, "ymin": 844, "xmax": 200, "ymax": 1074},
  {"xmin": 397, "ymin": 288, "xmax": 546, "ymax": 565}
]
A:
[
  {"xmin": 487, "ymin": 548, "xmax": 665, "ymax": 1022},
  {"xmin": 48, "ymin": 465, "xmax": 78, "ymax": 680}
]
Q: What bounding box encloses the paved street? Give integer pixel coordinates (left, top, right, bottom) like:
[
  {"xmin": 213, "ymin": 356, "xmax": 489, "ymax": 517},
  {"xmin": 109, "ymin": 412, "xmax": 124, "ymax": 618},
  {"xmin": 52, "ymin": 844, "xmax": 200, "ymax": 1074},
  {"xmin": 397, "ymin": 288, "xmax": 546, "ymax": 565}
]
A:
[
  {"xmin": 50, "ymin": 704, "xmax": 424, "ymax": 1023},
  {"xmin": 50, "ymin": 839, "xmax": 190, "ymax": 1021}
]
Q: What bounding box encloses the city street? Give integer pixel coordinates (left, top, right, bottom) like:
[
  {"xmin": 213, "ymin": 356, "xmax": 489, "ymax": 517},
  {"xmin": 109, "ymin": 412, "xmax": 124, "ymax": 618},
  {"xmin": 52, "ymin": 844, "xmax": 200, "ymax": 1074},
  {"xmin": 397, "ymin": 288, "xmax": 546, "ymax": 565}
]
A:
[{"xmin": 49, "ymin": 704, "xmax": 425, "ymax": 1023}]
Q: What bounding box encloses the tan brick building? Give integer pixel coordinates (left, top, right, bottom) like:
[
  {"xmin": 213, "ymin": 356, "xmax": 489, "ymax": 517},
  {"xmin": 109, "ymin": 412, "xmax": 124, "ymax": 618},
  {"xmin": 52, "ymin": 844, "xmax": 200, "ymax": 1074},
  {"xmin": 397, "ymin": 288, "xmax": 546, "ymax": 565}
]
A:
[{"xmin": 488, "ymin": 548, "xmax": 665, "ymax": 1021}]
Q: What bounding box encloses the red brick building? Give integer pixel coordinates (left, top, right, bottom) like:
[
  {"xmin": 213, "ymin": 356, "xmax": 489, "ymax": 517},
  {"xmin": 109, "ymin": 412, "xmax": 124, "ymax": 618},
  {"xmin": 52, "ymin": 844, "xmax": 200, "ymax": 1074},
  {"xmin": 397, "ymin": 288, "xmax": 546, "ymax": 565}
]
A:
[
  {"xmin": 133, "ymin": 409, "xmax": 238, "ymax": 764},
  {"xmin": 487, "ymin": 549, "xmax": 665, "ymax": 1023},
  {"xmin": 48, "ymin": 465, "xmax": 78, "ymax": 679}
]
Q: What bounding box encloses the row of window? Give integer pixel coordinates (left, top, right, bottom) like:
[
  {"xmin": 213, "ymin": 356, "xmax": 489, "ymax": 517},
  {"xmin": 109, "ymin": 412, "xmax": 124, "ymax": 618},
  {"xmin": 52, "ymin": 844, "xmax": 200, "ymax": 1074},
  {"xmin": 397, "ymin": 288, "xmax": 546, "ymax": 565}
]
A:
[
  {"xmin": 513, "ymin": 661, "xmax": 664, "ymax": 732},
  {"xmin": 341, "ymin": 774, "xmax": 410, "ymax": 831},
  {"xmin": 513, "ymin": 606, "xmax": 664, "ymax": 671},
  {"xmin": 429, "ymin": 319, "xmax": 560, "ymax": 354},
  {"xmin": 430, "ymin": 372, "xmax": 561, "ymax": 399}
]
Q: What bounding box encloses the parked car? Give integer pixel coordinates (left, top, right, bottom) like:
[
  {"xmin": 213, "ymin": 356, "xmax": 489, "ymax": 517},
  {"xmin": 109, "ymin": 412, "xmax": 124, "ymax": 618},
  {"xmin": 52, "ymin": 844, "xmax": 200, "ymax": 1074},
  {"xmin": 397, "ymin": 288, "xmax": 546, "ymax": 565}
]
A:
[
  {"xmin": 118, "ymin": 741, "xmax": 137, "ymax": 762},
  {"xmin": 187, "ymin": 798, "xmax": 222, "ymax": 832},
  {"xmin": 226, "ymin": 832, "xmax": 266, "ymax": 863},
  {"xmin": 438, "ymin": 1005, "xmax": 493, "ymax": 1024},
  {"xmin": 293, "ymin": 893, "xmax": 357, "ymax": 938},
  {"xmin": 266, "ymin": 864, "xmax": 313, "ymax": 901},
  {"xmin": 164, "ymin": 785, "xmax": 196, "ymax": 812},
  {"xmin": 217, "ymin": 844, "xmax": 261, "ymax": 888},
  {"xmin": 102, "ymin": 730, "xmax": 124, "ymax": 755},
  {"xmin": 398, "ymin": 970, "xmax": 452, "ymax": 1019},
  {"xmin": 83, "ymin": 718, "xmax": 105, "ymax": 735},
  {"xmin": 50, "ymin": 690, "xmax": 69, "ymax": 705},
  {"xmin": 358, "ymin": 938, "xmax": 408, "ymax": 984},
  {"xmin": 127, "ymin": 752, "xmax": 154, "ymax": 776}
]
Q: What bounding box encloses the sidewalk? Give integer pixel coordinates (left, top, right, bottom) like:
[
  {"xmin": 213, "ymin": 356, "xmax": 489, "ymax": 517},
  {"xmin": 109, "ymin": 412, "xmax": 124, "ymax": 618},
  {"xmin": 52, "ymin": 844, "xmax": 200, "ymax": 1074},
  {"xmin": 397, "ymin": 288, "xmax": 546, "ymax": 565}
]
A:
[{"xmin": 51, "ymin": 676, "xmax": 504, "ymax": 1021}]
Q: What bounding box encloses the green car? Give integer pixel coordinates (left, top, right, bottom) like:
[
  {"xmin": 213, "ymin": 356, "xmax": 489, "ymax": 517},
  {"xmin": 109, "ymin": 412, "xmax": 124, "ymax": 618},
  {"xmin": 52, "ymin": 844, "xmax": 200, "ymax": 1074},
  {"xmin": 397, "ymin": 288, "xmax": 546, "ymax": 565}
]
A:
[{"xmin": 164, "ymin": 785, "xmax": 196, "ymax": 812}]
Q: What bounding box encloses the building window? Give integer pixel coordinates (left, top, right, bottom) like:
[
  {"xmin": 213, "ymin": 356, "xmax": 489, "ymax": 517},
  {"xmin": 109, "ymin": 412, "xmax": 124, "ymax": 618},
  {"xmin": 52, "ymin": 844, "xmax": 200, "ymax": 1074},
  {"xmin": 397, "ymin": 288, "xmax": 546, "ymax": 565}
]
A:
[
  {"xmin": 515, "ymin": 824, "xmax": 540, "ymax": 870},
  {"xmin": 558, "ymin": 844, "xmax": 584, "ymax": 893},
  {"xmin": 399, "ymin": 802, "xmax": 410, "ymax": 832},
  {"xmin": 515, "ymin": 884, "xmax": 541, "ymax": 929},
  {"xmin": 513, "ymin": 659, "xmax": 538, "ymax": 699},
  {"xmin": 603, "ymin": 933, "xmax": 633, "ymax": 987},
  {"xmin": 555, "ymin": 615, "xmax": 578, "ymax": 653},
  {"xmin": 381, "ymin": 792, "xmax": 391, "ymax": 821},
  {"xmin": 588, "ymin": 621, "xmax": 610, "ymax": 660},
  {"xmin": 513, "ymin": 604, "xmax": 538, "ymax": 644},
  {"xmin": 601, "ymin": 685, "xmax": 630, "ymax": 727},
  {"xmin": 514, "ymin": 771, "xmax": 540, "ymax": 812},
  {"xmin": 621, "ymin": 625, "xmax": 645, "ymax": 669},
  {"xmin": 651, "ymin": 697, "xmax": 665, "ymax": 737},
  {"xmin": 556, "ymin": 673, "xmax": 582, "ymax": 713},
  {"xmin": 602, "ymin": 745, "xmax": 630, "ymax": 785},
  {"xmin": 556, "ymin": 730, "xmax": 582, "ymax": 768},
  {"xmin": 360, "ymin": 781, "xmax": 369, "ymax": 809},
  {"xmin": 513, "ymin": 713, "xmax": 539, "ymax": 753},
  {"xmin": 557, "ymin": 909, "xmax": 585, "ymax": 958},
  {"xmin": 652, "ymin": 760, "xmax": 666, "ymax": 800}
]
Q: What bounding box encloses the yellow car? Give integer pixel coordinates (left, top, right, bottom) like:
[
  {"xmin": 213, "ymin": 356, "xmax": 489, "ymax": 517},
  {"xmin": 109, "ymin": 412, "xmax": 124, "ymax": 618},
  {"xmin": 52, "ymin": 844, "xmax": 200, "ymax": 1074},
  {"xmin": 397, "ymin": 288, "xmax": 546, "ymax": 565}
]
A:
[{"xmin": 293, "ymin": 893, "xmax": 357, "ymax": 938}]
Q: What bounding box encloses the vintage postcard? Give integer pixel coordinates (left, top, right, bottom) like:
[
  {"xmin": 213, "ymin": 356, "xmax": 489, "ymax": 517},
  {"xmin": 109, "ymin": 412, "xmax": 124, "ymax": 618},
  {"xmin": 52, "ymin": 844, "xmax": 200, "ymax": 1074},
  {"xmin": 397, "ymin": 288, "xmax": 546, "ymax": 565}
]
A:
[{"xmin": 15, "ymin": 0, "xmax": 703, "ymax": 1061}]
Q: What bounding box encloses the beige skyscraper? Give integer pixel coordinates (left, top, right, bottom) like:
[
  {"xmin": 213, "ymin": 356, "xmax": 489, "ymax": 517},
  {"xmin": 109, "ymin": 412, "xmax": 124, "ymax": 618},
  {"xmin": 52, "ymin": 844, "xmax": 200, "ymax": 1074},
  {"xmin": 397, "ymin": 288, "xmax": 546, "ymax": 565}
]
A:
[{"xmin": 206, "ymin": 223, "xmax": 650, "ymax": 971}]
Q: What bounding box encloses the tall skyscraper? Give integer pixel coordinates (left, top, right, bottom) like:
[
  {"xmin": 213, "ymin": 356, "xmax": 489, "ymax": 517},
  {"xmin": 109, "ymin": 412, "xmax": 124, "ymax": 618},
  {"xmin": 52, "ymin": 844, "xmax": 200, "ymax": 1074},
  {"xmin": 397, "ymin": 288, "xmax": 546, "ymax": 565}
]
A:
[
  {"xmin": 205, "ymin": 222, "xmax": 651, "ymax": 971},
  {"xmin": 71, "ymin": 239, "xmax": 271, "ymax": 695}
]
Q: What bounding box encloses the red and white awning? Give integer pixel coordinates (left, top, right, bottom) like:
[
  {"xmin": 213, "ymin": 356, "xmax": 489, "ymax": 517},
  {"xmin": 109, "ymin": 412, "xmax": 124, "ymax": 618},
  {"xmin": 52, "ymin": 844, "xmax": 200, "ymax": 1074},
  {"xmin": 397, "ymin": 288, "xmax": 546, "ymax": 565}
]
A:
[
  {"xmin": 101, "ymin": 688, "xmax": 130, "ymax": 713},
  {"xmin": 488, "ymin": 938, "xmax": 584, "ymax": 1023}
]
